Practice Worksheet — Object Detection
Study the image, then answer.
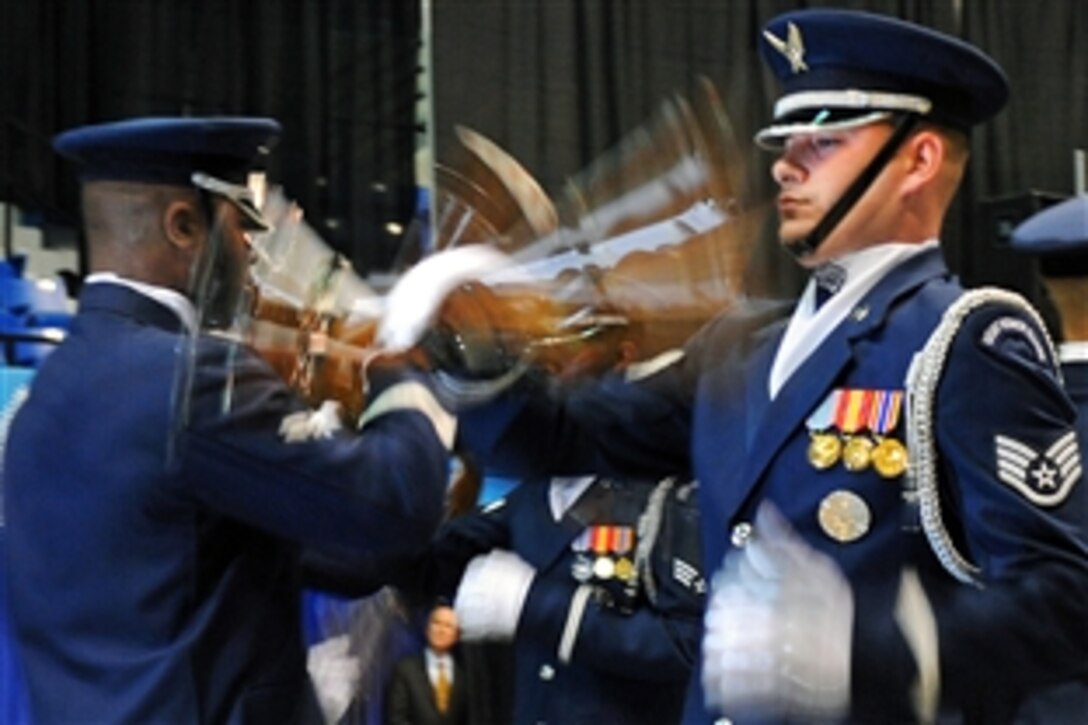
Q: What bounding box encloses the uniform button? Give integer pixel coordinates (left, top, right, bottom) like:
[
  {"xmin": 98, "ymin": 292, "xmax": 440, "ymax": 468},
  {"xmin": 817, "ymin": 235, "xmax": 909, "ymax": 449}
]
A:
[
  {"xmin": 730, "ymin": 522, "xmax": 752, "ymax": 547},
  {"xmin": 538, "ymin": 664, "xmax": 555, "ymax": 680},
  {"xmin": 714, "ymin": 718, "xmax": 734, "ymax": 725}
]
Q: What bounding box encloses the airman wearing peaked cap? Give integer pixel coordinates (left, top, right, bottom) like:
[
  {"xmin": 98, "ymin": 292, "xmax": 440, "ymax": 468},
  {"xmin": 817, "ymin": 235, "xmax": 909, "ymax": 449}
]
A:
[
  {"xmin": 54, "ymin": 116, "xmax": 280, "ymax": 230},
  {"xmin": 5, "ymin": 114, "xmax": 456, "ymax": 724},
  {"xmin": 756, "ymin": 9, "xmax": 1008, "ymax": 148}
]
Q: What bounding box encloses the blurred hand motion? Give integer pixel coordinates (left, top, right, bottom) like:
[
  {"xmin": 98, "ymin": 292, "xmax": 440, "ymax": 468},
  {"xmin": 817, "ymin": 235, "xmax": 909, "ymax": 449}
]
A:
[
  {"xmin": 306, "ymin": 634, "xmax": 363, "ymax": 725},
  {"xmin": 201, "ymin": 79, "xmax": 767, "ymax": 412},
  {"xmin": 376, "ymin": 245, "xmax": 516, "ymax": 353},
  {"xmin": 702, "ymin": 503, "xmax": 853, "ymax": 720},
  {"xmin": 381, "ymin": 77, "xmax": 771, "ymax": 393},
  {"xmin": 196, "ymin": 78, "xmax": 768, "ymax": 517},
  {"xmin": 238, "ymin": 189, "xmax": 386, "ymax": 424}
]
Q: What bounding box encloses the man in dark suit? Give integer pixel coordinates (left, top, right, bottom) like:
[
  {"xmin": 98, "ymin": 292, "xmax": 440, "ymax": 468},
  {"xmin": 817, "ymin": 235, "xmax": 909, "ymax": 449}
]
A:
[
  {"xmin": 386, "ymin": 602, "xmax": 470, "ymax": 725},
  {"xmin": 2, "ymin": 117, "xmax": 456, "ymax": 724}
]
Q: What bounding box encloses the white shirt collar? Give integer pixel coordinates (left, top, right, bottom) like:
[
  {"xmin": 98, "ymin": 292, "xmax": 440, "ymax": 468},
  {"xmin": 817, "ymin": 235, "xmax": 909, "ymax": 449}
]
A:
[
  {"xmin": 425, "ymin": 648, "xmax": 453, "ymax": 683},
  {"xmin": 769, "ymin": 240, "xmax": 938, "ymax": 399},
  {"xmin": 548, "ymin": 475, "xmax": 596, "ymax": 522},
  {"xmin": 85, "ymin": 272, "xmax": 199, "ymax": 335}
]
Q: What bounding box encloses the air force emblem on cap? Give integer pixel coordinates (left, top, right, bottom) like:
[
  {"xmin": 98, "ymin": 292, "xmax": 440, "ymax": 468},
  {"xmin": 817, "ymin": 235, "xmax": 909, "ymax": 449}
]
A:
[
  {"xmin": 755, "ymin": 9, "xmax": 1009, "ymax": 148},
  {"xmin": 763, "ymin": 21, "xmax": 808, "ymax": 73},
  {"xmin": 995, "ymin": 431, "xmax": 1082, "ymax": 506}
]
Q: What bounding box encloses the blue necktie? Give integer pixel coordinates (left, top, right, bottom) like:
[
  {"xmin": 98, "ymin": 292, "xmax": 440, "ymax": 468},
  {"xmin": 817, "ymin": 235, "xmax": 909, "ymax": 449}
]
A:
[{"xmin": 813, "ymin": 263, "xmax": 846, "ymax": 309}]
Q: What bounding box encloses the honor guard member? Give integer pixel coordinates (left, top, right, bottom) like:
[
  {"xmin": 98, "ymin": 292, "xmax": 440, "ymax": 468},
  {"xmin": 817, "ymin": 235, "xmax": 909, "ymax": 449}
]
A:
[
  {"xmin": 3, "ymin": 117, "xmax": 456, "ymax": 724},
  {"xmin": 1012, "ymin": 194, "xmax": 1088, "ymax": 436},
  {"xmin": 1008, "ymin": 194, "xmax": 1088, "ymax": 723},
  {"xmin": 694, "ymin": 11, "xmax": 1088, "ymax": 723},
  {"xmin": 420, "ymin": 474, "xmax": 705, "ymax": 725},
  {"xmin": 375, "ymin": 9, "xmax": 1088, "ymax": 724}
]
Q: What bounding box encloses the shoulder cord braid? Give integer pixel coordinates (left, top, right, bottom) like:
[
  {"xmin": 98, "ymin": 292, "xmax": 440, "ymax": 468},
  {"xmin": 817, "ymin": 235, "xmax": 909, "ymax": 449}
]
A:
[
  {"xmin": 0, "ymin": 385, "xmax": 29, "ymax": 527},
  {"xmin": 634, "ymin": 477, "xmax": 676, "ymax": 605},
  {"xmin": 904, "ymin": 287, "xmax": 1059, "ymax": 587}
]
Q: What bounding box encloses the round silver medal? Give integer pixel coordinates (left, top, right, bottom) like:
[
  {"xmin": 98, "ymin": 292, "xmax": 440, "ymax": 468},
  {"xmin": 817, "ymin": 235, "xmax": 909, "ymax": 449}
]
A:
[{"xmin": 817, "ymin": 489, "xmax": 872, "ymax": 543}]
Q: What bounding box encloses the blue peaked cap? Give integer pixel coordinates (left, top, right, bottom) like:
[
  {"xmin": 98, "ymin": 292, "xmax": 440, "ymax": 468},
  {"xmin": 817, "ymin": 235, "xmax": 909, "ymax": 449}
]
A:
[
  {"xmin": 54, "ymin": 116, "xmax": 280, "ymax": 185},
  {"xmin": 54, "ymin": 116, "xmax": 281, "ymax": 228},
  {"xmin": 756, "ymin": 10, "xmax": 1009, "ymax": 147},
  {"xmin": 1011, "ymin": 195, "xmax": 1088, "ymax": 275}
]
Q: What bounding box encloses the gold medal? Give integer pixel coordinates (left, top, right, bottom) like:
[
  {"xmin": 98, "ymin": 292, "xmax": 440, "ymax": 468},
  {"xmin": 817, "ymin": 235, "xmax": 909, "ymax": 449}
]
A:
[
  {"xmin": 614, "ymin": 557, "xmax": 635, "ymax": 582},
  {"xmin": 817, "ymin": 489, "xmax": 872, "ymax": 543},
  {"xmin": 842, "ymin": 435, "xmax": 874, "ymax": 472},
  {"xmin": 808, "ymin": 433, "xmax": 842, "ymax": 470},
  {"xmin": 872, "ymin": 438, "xmax": 908, "ymax": 478}
]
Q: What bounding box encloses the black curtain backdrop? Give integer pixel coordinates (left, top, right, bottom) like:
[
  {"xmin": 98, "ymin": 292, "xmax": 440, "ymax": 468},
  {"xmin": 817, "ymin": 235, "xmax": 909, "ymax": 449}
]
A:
[
  {"xmin": 432, "ymin": 0, "xmax": 1088, "ymax": 306},
  {"xmin": 0, "ymin": 0, "xmax": 421, "ymax": 276},
  {"xmin": 3, "ymin": 1, "xmax": 1086, "ymax": 296}
]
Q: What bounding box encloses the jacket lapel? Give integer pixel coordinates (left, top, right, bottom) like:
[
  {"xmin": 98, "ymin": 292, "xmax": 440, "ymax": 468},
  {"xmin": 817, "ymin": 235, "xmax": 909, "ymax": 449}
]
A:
[{"xmin": 512, "ymin": 482, "xmax": 599, "ymax": 570}]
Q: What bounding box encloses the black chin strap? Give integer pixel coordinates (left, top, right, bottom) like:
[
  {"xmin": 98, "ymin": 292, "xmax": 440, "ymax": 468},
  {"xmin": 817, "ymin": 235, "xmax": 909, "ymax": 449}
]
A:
[{"xmin": 785, "ymin": 113, "xmax": 921, "ymax": 260}]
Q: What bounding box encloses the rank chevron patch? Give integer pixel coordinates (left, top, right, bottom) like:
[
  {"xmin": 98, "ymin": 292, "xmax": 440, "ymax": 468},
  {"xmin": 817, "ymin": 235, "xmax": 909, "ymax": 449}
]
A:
[
  {"xmin": 995, "ymin": 431, "xmax": 1082, "ymax": 506},
  {"xmin": 672, "ymin": 557, "xmax": 706, "ymax": 594}
]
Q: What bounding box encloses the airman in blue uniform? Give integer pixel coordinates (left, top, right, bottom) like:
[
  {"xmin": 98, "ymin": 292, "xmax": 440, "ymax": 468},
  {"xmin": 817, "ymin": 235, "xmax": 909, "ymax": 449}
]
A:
[
  {"xmin": 1011, "ymin": 193, "xmax": 1088, "ymax": 427},
  {"xmin": 437, "ymin": 9, "xmax": 1088, "ymax": 723},
  {"xmin": 1009, "ymin": 193, "xmax": 1088, "ymax": 723},
  {"xmin": 384, "ymin": 472, "xmax": 705, "ymax": 725},
  {"xmin": 3, "ymin": 117, "xmax": 456, "ymax": 723}
]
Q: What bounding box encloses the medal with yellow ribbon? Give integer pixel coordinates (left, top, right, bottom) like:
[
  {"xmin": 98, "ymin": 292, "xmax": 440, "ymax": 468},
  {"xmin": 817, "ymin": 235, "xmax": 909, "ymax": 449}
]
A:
[
  {"xmin": 837, "ymin": 389, "xmax": 875, "ymax": 471},
  {"xmin": 583, "ymin": 524, "xmax": 637, "ymax": 581},
  {"xmin": 806, "ymin": 388, "xmax": 908, "ymax": 477},
  {"xmin": 842, "ymin": 436, "xmax": 875, "ymax": 471}
]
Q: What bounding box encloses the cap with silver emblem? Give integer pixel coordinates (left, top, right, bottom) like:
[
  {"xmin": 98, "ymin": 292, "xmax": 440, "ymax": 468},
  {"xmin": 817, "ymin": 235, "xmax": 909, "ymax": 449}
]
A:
[
  {"xmin": 53, "ymin": 116, "xmax": 280, "ymax": 231},
  {"xmin": 756, "ymin": 9, "xmax": 1008, "ymax": 149}
]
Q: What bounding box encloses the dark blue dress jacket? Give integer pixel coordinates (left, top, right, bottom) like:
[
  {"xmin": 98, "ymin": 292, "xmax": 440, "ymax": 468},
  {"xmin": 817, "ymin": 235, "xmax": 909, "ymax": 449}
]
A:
[
  {"xmin": 1014, "ymin": 357, "xmax": 1088, "ymax": 723},
  {"xmin": 3, "ymin": 283, "xmax": 449, "ymax": 724},
  {"xmin": 458, "ymin": 248, "xmax": 1088, "ymax": 723},
  {"xmin": 421, "ymin": 477, "xmax": 704, "ymax": 725}
]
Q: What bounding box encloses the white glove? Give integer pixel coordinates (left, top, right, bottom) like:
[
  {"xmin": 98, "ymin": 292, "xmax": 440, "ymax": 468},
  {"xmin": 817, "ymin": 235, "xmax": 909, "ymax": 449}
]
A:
[
  {"xmin": 377, "ymin": 245, "xmax": 514, "ymax": 352},
  {"xmin": 278, "ymin": 400, "xmax": 344, "ymax": 443},
  {"xmin": 454, "ymin": 549, "xmax": 536, "ymax": 641},
  {"xmin": 306, "ymin": 634, "xmax": 362, "ymax": 725},
  {"xmin": 702, "ymin": 502, "xmax": 853, "ymax": 720}
]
